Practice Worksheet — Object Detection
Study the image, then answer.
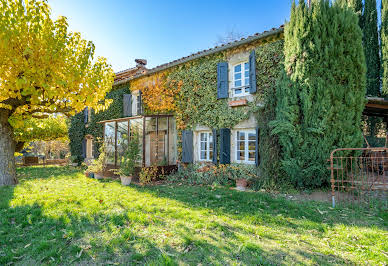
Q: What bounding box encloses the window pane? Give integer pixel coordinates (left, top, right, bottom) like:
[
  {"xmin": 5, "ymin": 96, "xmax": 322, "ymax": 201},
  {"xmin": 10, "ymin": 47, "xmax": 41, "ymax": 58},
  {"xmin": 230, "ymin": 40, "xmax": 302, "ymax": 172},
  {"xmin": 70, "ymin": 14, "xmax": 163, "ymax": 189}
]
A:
[
  {"xmin": 237, "ymin": 151, "xmax": 245, "ymax": 161},
  {"xmin": 200, "ymin": 141, "xmax": 207, "ymax": 151},
  {"xmin": 248, "ymin": 133, "xmax": 256, "ymax": 141},
  {"xmin": 244, "ymin": 62, "xmax": 249, "ymax": 71},
  {"xmin": 245, "ymin": 70, "xmax": 249, "ymax": 77},
  {"xmin": 248, "ymin": 141, "xmax": 256, "ymax": 151},
  {"xmin": 234, "ymin": 64, "xmax": 241, "ymax": 72},
  {"xmin": 200, "ymin": 151, "xmax": 206, "ymax": 160},
  {"xmin": 234, "ymin": 88, "xmax": 242, "ymax": 94},
  {"xmin": 200, "ymin": 133, "xmax": 207, "ymax": 141},
  {"xmin": 249, "ymin": 151, "xmax": 255, "ymax": 161},
  {"xmin": 235, "ymin": 73, "xmax": 241, "ymax": 80},
  {"xmin": 238, "ymin": 141, "xmax": 245, "ymax": 150},
  {"xmin": 209, "ymin": 151, "xmax": 213, "ymax": 160},
  {"xmin": 104, "ymin": 122, "xmax": 116, "ymax": 164},
  {"xmin": 234, "ymin": 80, "xmax": 242, "ymax": 87},
  {"xmin": 238, "ymin": 132, "xmax": 245, "ymax": 140},
  {"xmin": 117, "ymin": 121, "xmax": 129, "ymax": 163}
]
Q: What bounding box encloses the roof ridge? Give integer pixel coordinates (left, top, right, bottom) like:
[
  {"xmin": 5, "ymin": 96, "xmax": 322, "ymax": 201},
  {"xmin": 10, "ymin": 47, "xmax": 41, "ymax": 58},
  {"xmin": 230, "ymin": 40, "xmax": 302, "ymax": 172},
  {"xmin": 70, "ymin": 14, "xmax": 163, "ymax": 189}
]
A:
[{"xmin": 114, "ymin": 25, "xmax": 284, "ymax": 86}]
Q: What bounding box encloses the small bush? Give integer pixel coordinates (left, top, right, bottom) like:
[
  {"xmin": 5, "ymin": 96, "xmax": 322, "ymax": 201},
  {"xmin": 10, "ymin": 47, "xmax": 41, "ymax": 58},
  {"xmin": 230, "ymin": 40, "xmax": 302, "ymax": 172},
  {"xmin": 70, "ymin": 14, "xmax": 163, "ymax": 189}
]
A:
[
  {"xmin": 167, "ymin": 164, "xmax": 259, "ymax": 186},
  {"xmin": 139, "ymin": 165, "xmax": 159, "ymax": 185}
]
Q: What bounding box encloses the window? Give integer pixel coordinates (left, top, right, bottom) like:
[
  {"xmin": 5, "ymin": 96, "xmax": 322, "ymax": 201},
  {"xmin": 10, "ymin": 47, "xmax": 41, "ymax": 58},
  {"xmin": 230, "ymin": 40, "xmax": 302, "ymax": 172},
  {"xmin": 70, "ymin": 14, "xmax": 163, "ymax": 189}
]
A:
[
  {"xmin": 232, "ymin": 62, "xmax": 250, "ymax": 97},
  {"xmin": 198, "ymin": 132, "xmax": 213, "ymax": 161},
  {"xmin": 236, "ymin": 130, "xmax": 256, "ymax": 164}
]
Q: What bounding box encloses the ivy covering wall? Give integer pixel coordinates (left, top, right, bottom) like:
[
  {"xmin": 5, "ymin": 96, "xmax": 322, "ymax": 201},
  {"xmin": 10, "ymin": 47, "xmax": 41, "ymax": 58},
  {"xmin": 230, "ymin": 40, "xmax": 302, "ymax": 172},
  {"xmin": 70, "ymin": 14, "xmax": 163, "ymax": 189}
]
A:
[
  {"xmin": 131, "ymin": 38, "xmax": 284, "ymax": 179},
  {"xmin": 68, "ymin": 86, "xmax": 130, "ymax": 160},
  {"xmin": 68, "ymin": 112, "xmax": 85, "ymax": 163}
]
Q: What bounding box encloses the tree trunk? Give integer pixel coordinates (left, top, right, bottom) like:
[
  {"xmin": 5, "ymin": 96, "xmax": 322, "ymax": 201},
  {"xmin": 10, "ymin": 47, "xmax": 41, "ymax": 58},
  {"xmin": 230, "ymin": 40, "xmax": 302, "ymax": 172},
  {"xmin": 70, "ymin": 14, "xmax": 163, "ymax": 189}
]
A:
[{"xmin": 0, "ymin": 109, "xmax": 17, "ymax": 186}]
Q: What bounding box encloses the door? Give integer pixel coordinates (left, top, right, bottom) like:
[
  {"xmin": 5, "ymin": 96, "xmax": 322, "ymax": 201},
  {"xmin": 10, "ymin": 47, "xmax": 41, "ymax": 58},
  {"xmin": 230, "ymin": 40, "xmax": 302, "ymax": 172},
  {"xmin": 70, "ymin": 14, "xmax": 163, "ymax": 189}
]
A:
[{"xmin": 149, "ymin": 131, "xmax": 166, "ymax": 165}]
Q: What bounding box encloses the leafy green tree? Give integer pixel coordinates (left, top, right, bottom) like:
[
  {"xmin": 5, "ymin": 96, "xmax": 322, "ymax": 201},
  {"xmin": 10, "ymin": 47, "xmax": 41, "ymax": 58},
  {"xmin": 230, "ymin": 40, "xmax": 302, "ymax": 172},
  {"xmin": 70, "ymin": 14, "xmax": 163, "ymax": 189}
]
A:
[
  {"xmin": 271, "ymin": 0, "xmax": 366, "ymax": 188},
  {"xmin": 0, "ymin": 0, "xmax": 114, "ymax": 186},
  {"xmin": 363, "ymin": 0, "xmax": 381, "ymax": 96},
  {"xmin": 12, "ymin": 116, "xmax": 69, "ymax": 144},
  {"xmin": 382, "ymin": 0, "xmax": 388, "ymax": 95}
]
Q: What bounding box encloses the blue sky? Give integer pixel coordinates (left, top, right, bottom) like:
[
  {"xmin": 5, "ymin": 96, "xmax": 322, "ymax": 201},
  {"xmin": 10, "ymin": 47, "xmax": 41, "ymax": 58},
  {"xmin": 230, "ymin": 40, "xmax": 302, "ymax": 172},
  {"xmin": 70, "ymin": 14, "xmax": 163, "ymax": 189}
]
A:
[{"xmin": 49, "ymin": 0, "xmax": 292, "ymax": 72}]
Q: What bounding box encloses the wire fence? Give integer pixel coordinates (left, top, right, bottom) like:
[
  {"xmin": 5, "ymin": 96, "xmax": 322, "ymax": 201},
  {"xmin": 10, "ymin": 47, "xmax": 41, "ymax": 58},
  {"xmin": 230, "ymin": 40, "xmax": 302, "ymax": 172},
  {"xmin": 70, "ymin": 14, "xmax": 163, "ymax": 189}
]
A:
[{"xmin": 329, "ymin": 148, "xmax": 387, "ymax": 209}]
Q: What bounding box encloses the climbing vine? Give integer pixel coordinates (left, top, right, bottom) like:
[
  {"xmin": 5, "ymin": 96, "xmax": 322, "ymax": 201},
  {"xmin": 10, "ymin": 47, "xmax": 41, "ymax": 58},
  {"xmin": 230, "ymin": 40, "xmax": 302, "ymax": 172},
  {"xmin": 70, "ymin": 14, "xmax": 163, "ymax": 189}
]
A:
[{"xmin": 69, "ymin": 33, "xmax": 284, "ymax": 183}]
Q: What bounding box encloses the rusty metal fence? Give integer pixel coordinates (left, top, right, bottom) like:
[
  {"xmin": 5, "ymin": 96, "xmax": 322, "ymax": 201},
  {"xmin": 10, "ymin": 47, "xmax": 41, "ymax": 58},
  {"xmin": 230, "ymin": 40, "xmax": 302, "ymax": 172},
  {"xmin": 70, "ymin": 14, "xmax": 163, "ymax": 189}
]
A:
[{"xmin": 329, "ymin": 148, "xmax": 388, "ymax": 208}]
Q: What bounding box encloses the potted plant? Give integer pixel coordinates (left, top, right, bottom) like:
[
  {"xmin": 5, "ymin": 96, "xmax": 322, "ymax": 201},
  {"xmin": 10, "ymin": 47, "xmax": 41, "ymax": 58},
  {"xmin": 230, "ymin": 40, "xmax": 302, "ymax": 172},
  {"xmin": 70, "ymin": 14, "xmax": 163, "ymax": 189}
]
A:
[
  {"xmin": 229, "ymin": 164, "xmax": 257, "ymax": 191},
  {"xmin": 116, "ymin": 133, "xmax": 141, "ymax": 186},
  {"xmin": 87, "ymin": 144, "xmax": 106, "ymax": 180}
]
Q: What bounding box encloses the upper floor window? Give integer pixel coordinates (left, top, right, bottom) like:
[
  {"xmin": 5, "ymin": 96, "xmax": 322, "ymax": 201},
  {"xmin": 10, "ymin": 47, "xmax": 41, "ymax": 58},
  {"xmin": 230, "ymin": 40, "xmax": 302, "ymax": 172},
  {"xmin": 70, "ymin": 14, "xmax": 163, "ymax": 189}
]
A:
[
  {"xmin": 232, "ymin": 62, "xmax": 250, "ymax": 97},
  {"xmin": 198, "ymin": 132, "xmax": 213, "ymax": 161}
]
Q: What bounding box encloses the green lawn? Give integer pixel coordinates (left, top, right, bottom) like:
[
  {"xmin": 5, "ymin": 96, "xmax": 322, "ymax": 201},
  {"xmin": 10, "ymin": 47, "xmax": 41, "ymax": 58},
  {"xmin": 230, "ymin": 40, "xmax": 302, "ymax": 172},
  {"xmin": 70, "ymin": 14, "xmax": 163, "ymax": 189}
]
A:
[{"xmin": 0, "ymin": 166, "xmax": 387, "ymax": 265}]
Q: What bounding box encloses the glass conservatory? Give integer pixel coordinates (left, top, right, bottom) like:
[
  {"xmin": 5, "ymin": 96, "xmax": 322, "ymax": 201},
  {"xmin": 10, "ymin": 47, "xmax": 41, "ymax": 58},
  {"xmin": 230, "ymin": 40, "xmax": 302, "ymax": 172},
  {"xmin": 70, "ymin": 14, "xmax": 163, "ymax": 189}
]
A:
[{"xmin": 98, "ymin": 115, "xmax": 177, "ymax": 168}]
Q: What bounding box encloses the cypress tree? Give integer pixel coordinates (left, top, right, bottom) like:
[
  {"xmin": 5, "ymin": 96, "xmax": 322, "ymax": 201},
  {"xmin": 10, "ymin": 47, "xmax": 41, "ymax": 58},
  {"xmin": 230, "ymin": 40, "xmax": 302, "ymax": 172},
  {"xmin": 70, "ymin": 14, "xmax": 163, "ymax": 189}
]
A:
[
  {"xmin": 382, "ymin": 0, "xmax": 388, "ymax": 95},
  {"xmin": 271, "ymin": 0, "xmax": 366, "ymax": 188},
  {"xmin": 363, "ymin": 0, "xmax": 381, "ymax": 96},
  {"xmin": 337, "ymin": 0, "xmax": 363, "ymax": 26}
]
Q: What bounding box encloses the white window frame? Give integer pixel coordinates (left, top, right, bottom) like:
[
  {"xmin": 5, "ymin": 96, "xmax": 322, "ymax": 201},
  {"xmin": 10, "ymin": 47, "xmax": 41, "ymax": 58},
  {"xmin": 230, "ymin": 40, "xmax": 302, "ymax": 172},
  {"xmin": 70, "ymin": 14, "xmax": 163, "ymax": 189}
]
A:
[
  {"xmin": 232, "ymin": 61, "xmax": 250, "ymax": 97},
  {"xmin": 198, "ymin": 131, "xmax": 213, "ymax": 162},
  {"xmin": 235, "ymin": 130, "xmax": 256, "ymax": 164}
]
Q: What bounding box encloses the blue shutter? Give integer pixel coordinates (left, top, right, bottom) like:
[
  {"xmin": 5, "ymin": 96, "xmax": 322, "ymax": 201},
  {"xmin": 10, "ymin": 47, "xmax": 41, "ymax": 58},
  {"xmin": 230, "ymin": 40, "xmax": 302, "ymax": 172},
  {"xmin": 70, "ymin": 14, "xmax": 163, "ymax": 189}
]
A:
[
  {"xmin": 123, "ymin": 94, "xmax": 132, "ymax": 117},
  {"xmin": 137, "ymin": 92, "xmax": 142, "ymax": 115},
  {"xmin": 217, "ymin": 62, "xmax": 228, "ymax": 99},
  {"xmin": 219, "ymin": 128, "xmax": 231, "ymax": 164},
  {"xmin": 181, "ymin": 130, "xmax": 193, "ymax": 163},
  {"xmin": 212, "ymin": 129, "xmax": 218, "ymax": 164},
  {"xmin": 249, "ymin": 50, "xmax": 257, "ymax": 93},
  {"xmin": 83, "ymin": 108, "xmax": 88, "ymax": 123},
  {"xmin": 255, "ymin": 127, "xmax": 260, "ymax": 167},
  {"xmin": 81, "ymin": 139, "xmax": 86, "ymax": 159}
]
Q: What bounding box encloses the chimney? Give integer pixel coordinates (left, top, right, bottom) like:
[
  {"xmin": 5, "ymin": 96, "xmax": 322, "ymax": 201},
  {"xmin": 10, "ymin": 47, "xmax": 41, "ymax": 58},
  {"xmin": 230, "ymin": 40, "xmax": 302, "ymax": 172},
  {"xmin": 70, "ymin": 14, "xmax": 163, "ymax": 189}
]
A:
[{"xmin": 135, "ymin": 59, "xmax": 147, "ymax": 68}]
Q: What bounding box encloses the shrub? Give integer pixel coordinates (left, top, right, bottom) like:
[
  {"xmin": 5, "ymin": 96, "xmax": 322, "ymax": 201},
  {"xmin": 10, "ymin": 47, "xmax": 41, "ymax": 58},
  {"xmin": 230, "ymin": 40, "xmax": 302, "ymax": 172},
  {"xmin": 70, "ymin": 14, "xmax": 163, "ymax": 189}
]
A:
[
  {"xmin": 139, "ymin": 165, "xmax": 159, "ymax": 185},
  {"xmin": 168, "ymin": 164, "xmax": 259, "ymax": 186}
]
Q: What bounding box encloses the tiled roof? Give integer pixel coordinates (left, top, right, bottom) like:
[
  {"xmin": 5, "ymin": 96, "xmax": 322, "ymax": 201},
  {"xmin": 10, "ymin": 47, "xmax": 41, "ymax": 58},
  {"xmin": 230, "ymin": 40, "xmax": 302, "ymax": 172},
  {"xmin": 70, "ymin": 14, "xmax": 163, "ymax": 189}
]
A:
[
  {"xmin": 114, "ymin": 25, "xmax": 284, "ymax": 86},
  {"xmin": 114, "ymin": 66, "xmax": 147, "ymax": 82}
]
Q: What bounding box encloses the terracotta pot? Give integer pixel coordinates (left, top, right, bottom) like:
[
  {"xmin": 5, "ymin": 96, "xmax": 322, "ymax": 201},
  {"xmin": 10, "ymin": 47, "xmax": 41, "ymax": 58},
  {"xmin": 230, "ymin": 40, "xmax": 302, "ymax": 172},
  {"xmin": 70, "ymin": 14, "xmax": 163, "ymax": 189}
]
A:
[
  {"xmin": 94, "ymin": 173, "xmax": 103, "ymax": 180},
  {"xmin": 236, "ymin": 179, "xmax": 248, "ymax": 191},
  {"xmin": 84, "ymin": 172, "xmax": 89, "ymax": 177},
  {"xmin": 120, "ymin": 175, "xmax": 132, "ymax": 186}
]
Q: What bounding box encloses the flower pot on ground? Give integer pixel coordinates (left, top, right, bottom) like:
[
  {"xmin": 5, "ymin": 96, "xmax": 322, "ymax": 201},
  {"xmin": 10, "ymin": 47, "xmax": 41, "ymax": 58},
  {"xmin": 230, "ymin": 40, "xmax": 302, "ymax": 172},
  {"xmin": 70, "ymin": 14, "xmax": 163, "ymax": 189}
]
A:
[
  {"xmin": 228, "ymin": 164, "xmax": 258, "ymax": 191},
  {"xmin": 236, "ymin": 179, "xmax": 248, "ymax": 191},
  {"xmin": 115, "ymin": 132, "xmax": 141, "ymax": 186},
  {"xmin": 120, "ymin": 175, "xmax": 132, "ymax": 186}
]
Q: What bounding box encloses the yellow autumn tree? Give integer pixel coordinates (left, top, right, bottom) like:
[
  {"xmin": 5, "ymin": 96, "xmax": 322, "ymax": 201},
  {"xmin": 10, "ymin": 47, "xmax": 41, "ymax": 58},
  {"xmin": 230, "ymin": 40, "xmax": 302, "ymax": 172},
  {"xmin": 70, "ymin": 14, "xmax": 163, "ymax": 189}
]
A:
[{"xmin": 0, "ymin": 0, "xmax": 114, "ymax": 185}]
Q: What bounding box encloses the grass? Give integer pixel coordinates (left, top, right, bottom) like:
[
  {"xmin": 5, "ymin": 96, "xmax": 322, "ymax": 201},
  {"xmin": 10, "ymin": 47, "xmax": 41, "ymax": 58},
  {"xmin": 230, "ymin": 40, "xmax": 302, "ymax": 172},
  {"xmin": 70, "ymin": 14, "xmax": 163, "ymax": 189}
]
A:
[{"xmin": 0, "ymin": 166, "xmax": 387, "ymax": 265}]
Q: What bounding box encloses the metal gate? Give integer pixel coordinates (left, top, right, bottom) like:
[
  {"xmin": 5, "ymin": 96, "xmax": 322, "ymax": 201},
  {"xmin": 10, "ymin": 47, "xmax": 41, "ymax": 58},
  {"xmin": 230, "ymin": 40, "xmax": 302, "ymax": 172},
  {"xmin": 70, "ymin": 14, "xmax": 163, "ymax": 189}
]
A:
[{"xmin": 329, "ymin": 148, "xmax": 388, "ymax": 208}]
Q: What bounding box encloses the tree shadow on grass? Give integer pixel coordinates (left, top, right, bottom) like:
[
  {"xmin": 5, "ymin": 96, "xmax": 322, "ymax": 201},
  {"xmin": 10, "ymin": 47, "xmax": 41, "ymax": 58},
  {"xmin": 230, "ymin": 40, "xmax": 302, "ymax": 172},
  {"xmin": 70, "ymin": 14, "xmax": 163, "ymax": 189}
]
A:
[
  {"xmin": 5, "ymin": 167, "xmax": 384, "ymax": 264},
  {"xmin": 133, "ymin": 184, "xmax": 386, "ymax": 229}
]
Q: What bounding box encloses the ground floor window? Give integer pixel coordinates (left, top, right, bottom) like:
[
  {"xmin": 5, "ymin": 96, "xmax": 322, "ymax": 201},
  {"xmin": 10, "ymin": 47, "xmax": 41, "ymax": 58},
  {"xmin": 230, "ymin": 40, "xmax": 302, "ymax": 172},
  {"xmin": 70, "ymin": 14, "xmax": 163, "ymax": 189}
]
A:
[
  {"xmin": 198, "ymin": 132, "xmax": 213, "ymax": 161},
  {"xmin": 236, "ymin": 130, "xmax": 256, "ymax": 164}
]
